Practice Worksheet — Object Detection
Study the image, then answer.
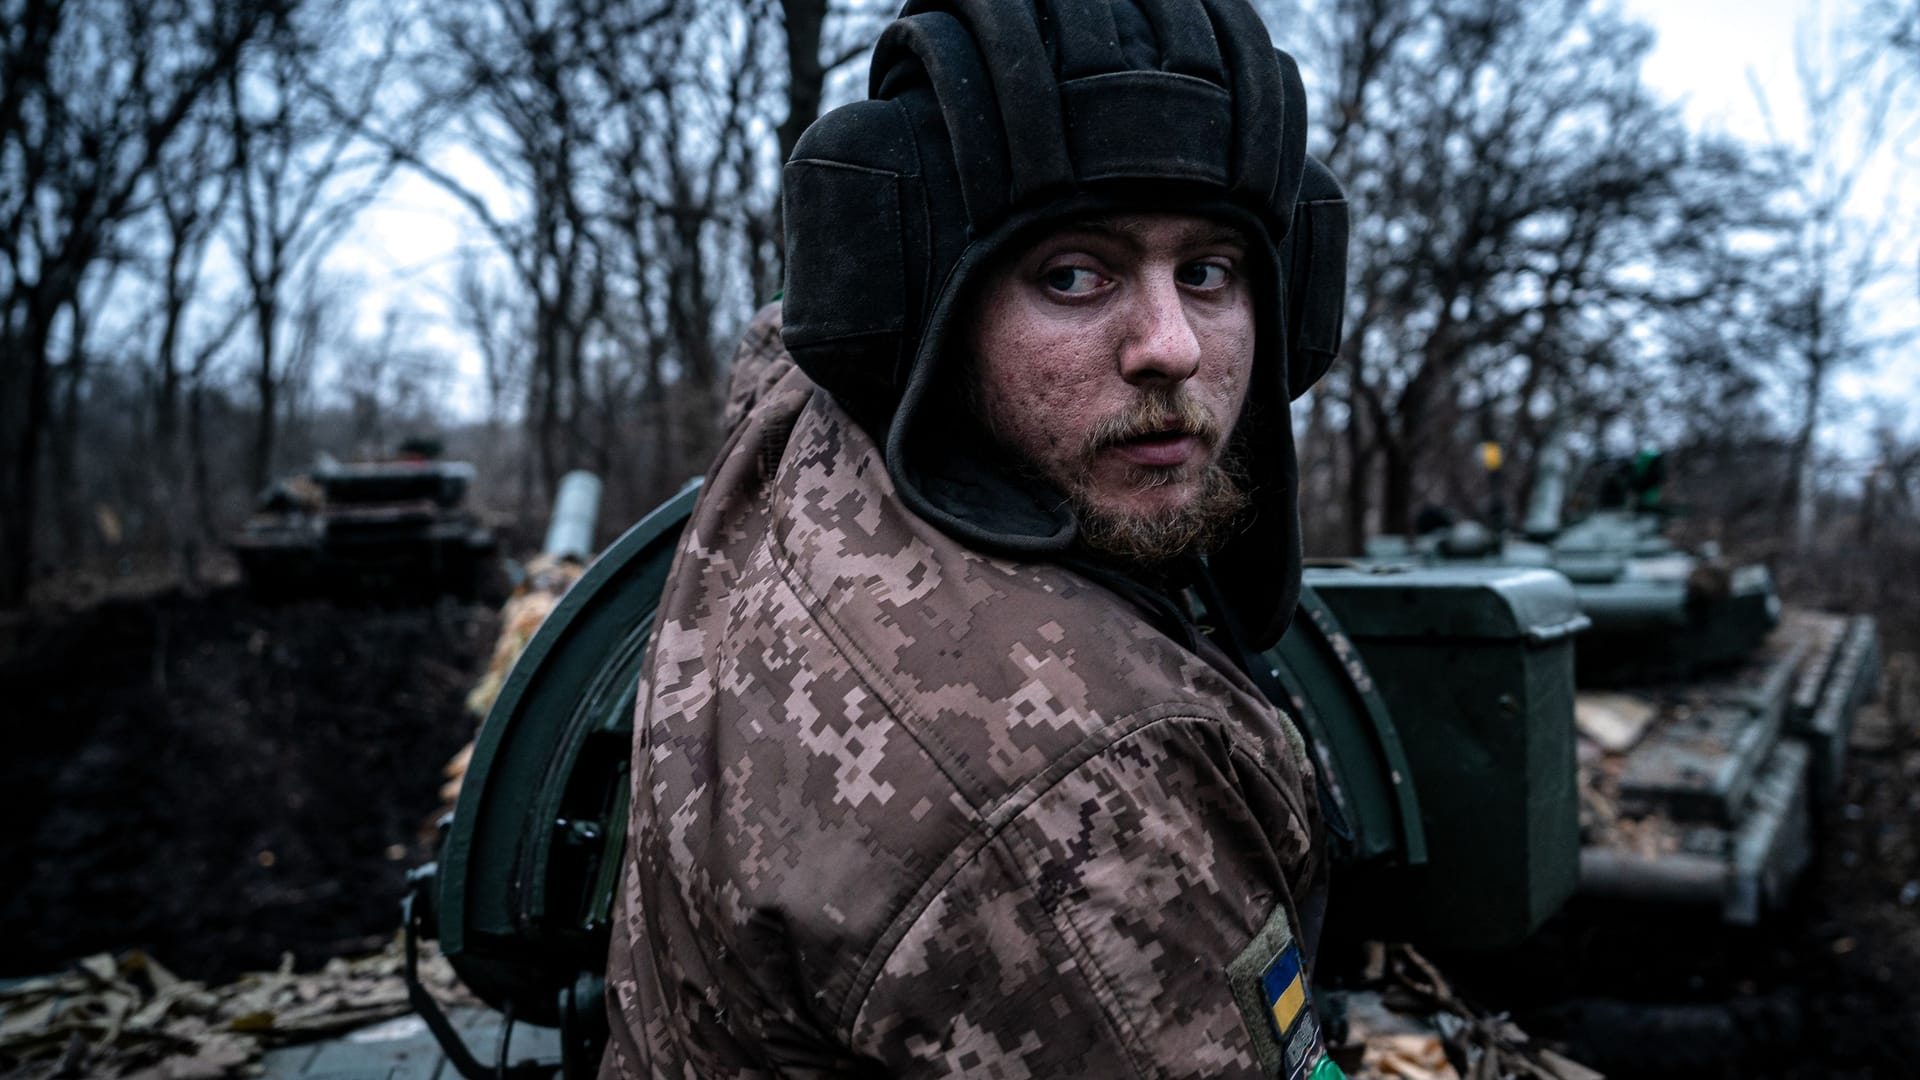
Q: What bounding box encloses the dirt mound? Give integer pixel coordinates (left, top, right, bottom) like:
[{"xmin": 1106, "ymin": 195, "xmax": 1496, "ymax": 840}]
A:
[{"xmin": 1, "ymin": 589, "xmax": 496, "ymax": 984}]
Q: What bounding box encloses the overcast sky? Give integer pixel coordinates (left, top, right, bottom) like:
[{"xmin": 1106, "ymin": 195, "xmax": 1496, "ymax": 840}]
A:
[
  {"xmin": 1625, "ymin": 0, "xmax": 1810, "ymax": 135},
  {"xmin": 1624, "ymin": 0, "xmax": 1918, "ymax": 437}
]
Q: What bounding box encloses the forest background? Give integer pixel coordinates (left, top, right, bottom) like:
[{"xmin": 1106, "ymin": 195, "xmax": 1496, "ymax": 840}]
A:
[{"xmin": 6, "ymin": 0, "xmax": 1920, "ymax": 610}]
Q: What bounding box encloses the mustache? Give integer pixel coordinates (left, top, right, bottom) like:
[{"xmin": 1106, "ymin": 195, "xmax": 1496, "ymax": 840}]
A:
[{"xmin": 1082, "ymin": 389, "xmax": 1223, "ymax": 456}]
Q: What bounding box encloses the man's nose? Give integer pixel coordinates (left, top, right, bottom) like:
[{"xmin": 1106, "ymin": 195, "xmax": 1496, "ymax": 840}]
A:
[{"xmin": 1118, "ymin": 271, "xmax": 1203, "ymax": 384}]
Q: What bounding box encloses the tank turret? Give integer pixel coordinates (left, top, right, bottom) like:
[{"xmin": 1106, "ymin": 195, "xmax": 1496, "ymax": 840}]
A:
[{"xmin": 232, "ymin": 451, "xmax": 498, "ymax": 601}]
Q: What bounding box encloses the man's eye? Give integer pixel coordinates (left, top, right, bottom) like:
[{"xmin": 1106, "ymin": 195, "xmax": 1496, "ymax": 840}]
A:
[
  {"xmin": 1178, "ymin": 262, "xmax": 1231, "ymax": 289},
  {"xmin": 1043, "ymin": 266, "xmax": 1101, "ymax": 295}
]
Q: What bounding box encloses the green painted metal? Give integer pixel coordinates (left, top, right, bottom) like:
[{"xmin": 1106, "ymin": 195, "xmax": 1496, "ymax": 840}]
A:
[
  {"xmin": 1613, "ymin": 645, "xmax": 1801, "ymax": 824},
  {"xmin": 1365, "ymin": 508, "xmax": 1783, "ymax": 684},
  {"xmin": 234, "ymin": 459, "xmax": 497, "ymax": 601},
  {"xmin": 1308, "ymin": 566, "xmax": 1588, "ymax": 949},
  {"xmin": 1307, "ymin": 565, "xmax": 1591, "ymax": 645},
  {"xmin": 1271, "ymin": 583, "xmax": 1428, "ymax": 868},
  {"xmin": 1792, "ymin": 616, "xmax": 1881, "ymax": 806},
  {"xmin": 1570, "ymin": 562, "xmax": 1779, "ymax": 683},
  {"xmin": 436, "ymin": 480, "xmax": 701, "ymax": 1025}
]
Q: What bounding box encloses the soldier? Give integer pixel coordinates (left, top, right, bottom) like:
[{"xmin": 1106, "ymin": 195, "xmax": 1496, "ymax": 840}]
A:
[{"xmin": 604, "ymin": 0, "xmax": 1350, "ymax": 1076}]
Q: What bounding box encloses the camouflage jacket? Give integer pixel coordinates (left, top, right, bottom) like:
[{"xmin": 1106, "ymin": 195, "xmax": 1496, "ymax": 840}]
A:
[{"xmin": 603, "ymin": 306, "xmax": 1327, "ymax": 1079}]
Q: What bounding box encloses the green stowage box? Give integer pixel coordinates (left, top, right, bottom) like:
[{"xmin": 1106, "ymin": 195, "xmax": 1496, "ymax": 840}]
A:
[{"xmin": 1305, "ymin": 565, "xmax": 1588, "ymax": 949}]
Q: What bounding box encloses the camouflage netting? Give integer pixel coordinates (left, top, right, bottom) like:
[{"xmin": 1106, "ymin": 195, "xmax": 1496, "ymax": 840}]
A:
[
  {"xmin": 0, "ymin": 940, "xmax": 474, "ymax": 1080},
  {"xmin": 439, "ymin": 553, "xmax": 587, "ymax": 808}
]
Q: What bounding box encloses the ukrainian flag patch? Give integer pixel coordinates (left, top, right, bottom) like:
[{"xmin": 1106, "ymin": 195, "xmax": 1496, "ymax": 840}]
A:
[
  {"xmin": 1263, "ymin": 944, "xmax": 1308, "ymax": 1039},
  {"xmin": 1228, "ymin": 904, "xmax": 1329, "ymax": 1080}
]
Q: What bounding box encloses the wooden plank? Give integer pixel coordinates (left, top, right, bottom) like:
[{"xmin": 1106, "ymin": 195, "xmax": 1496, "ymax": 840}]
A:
[{"xmin": 259, "ymin": 1007, "xmax": 562, "ymax": 1079}]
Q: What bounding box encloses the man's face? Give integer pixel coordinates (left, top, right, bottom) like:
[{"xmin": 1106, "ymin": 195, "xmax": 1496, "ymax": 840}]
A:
[{"xmin": 967, "ymin": 211, "xmax": 1257, "ymax": 561}]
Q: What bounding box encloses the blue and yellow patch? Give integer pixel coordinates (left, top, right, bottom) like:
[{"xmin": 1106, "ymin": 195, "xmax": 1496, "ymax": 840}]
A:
[
  {"xmin": 1261, "ymin": 942, "xmax": 1309, "ymax": 1043},
  {"xmin": 1229, "ymin": 905, "xmax": 1337, "ymax": 1080}
]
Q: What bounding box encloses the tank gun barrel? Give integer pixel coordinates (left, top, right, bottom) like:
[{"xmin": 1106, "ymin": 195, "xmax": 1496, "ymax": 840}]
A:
[
  {"xmin": 1524, "ymin": 425, "xmax": 1570, "ymax": 538},
  {"xmin": 542, "ymin": 471, "xmax": 603, "ymax": 562}
]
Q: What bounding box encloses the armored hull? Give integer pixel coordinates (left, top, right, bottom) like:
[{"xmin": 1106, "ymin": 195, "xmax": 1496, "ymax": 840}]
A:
[
  {"xmin": 234, "ymin": 460, "xmax": 497, "ymax": 602},
  {"xmin": 1576, "ymin": 607, "xmax": 1879, "ymax": 923},
  {"xmin": 1363, "ymin": 505, "xmax": 1878, "ymax": 924}
]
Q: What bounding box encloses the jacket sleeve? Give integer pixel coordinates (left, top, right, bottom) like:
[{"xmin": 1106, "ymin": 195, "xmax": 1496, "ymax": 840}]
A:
[{"xmin": 847, "ymin": 714, "xmax": 1323, "ymax": 1078}]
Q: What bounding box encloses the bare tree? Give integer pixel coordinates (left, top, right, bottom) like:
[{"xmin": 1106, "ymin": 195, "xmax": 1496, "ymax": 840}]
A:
[
  {"xmin": 454, "ymin": 255, "xmax": 528, "ymax": 434},
  {"xmin": 451, "ymin": 253, "xmax": 534, "ymax": 511},
  {"xmin": 1856, "ymin": 0, "xmax": 1920, "ymax": 313},
  {"xmin": 601, "ymin": 1, "xmax": 777, "ymax": 484},
  {"xmin": 42, "ymin": 258, "xmax": 129, "ymax": 556},
  {"xmin": 0, "ymin": 0, "xmax": 282, "ymax": 604},
  {"xmin": 225, "ymin": 0, "xmax": 396, "ymax": 493},
  {"xmin": 142, "ymin": 101, "xmax": 250, "ymax": 586},
  {"xmin": 355, "ymin": 0, "xmax": 883, "ymax": 524},
  {"xmin": 1751, "ymin": 15, "xmax": 1919, "ymax": 548},
  {"xmin": 1289, "ymin": 0, "xmax": 1775, "ymax": 550},
  {"xmin": 1867, "ymin": 0, "xmax": 1920, "ymax": 85},
  {"xmin": 368, "ymin": 0, "xmax": 659, "ymax": 502},
  {"xmin": 333, "ymin": 307, "xmax": 445, "ymax": 457},
  {"xmin": 1856, "ymin": 413, "xmax": 1920, "ymax": 546},
  {"xmin": 773, "ymin": 0, "xmax": 887, "ymax": 264}
]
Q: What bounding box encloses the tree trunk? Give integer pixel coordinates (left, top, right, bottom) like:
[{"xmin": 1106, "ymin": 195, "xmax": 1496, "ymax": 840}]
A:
[
  {"xmin": 1856, "ymin": 466, "xmax": 1878, "ymax": 548},
  {"xmin": 0, "ymin": 316, "xmax": 56, "ymax": 606},
  {"xmin": 777, "ymin": 0, "xmax": 829, "ymax": 170},
  {"xmin": 156, "ymin": 259, "xmax": 191, "ymax": 586},
  {"xmin": 189, "ymin": 376, "xmax": 217, "ymax": 538},
  {"xmin": 49, "ymin": 296, "xmax": 91, "ymax": 558},
  {"xmin": 250, "ymin": 295, "xmax": 278, "ymax": 495},
  {"xmin": 1343, "ymin": 382, "xmax": 1372, "ymax": 556},
  {"xmin": 1785, "ymin": 342, "xmax": 1825, "ymax": 551},
  {"xmin": 533, "ymin": 301, "xmax": 561, "ymax": 503},
  {"xmin": 1381, "ymin": 436, "xmax": 1414, "ymax": 541},
  {"xmin": 1381, "ymin": 350, "xmax": 1443, "ymax": 539},
  {"xmin": 773, "ymin": 0, "xmax": 831, "ymax": 268}
]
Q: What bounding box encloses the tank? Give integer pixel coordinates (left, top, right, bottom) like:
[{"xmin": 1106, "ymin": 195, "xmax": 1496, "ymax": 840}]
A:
[
  {"xmin": 1363, "ymin": 442, "xmax": 1880, "ymax": 926},
  {"xmin": 232, "ymin": 453, "xmax": 498, "ymax": 602}
]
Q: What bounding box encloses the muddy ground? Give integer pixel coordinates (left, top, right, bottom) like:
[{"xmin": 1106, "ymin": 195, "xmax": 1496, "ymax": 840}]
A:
[
  {"xmin": 3, "ymin": 583, "xmax": 1917, "ymax": 1078},
  {"xmin": 1, "ymin": 588, "xmax": 496, "ymax": 983}
]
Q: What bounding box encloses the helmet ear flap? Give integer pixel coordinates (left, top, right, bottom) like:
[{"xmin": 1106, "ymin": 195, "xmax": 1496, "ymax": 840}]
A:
[
  {"xmin": 779, "ymin": 99, "xmax": 923, "ymax": 426},
  {"xmin": 1284, "ymin": 155, "xmax": 1349, "ymax": 400}
]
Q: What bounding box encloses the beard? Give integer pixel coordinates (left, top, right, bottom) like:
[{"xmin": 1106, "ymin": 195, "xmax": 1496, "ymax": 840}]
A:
[
  {"xmin": 1065, "ymin": 387, "xmax": 1252, "ymax": 565},
  {"xmin": 1071, "ymin": 455, "xmax": 1249, "ymax": 563},
  {"xmin": 965, "ymin": 371, "xmax": 1254, "ymax": 566}
]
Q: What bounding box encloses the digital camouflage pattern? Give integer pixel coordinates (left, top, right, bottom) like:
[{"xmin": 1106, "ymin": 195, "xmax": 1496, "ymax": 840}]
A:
[{"xmin": 602, "ymin": 304, "xmax": 1326, "ymax": 1078}]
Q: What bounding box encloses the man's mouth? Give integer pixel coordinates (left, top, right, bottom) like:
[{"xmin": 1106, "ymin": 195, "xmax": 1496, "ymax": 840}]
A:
[
  {"xmin": 1107, "ymin": 427, "xmax": 1204, "ymax": 469},
  {"xmin": 1084, "ymin": 391, "xmax": 1222, "ymax": 473}
]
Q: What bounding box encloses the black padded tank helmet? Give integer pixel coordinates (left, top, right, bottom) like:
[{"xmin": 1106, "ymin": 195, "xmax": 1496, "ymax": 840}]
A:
[{"xmin": 780, "ymin": 0, "xmax": 1349, "ymax": 650}]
